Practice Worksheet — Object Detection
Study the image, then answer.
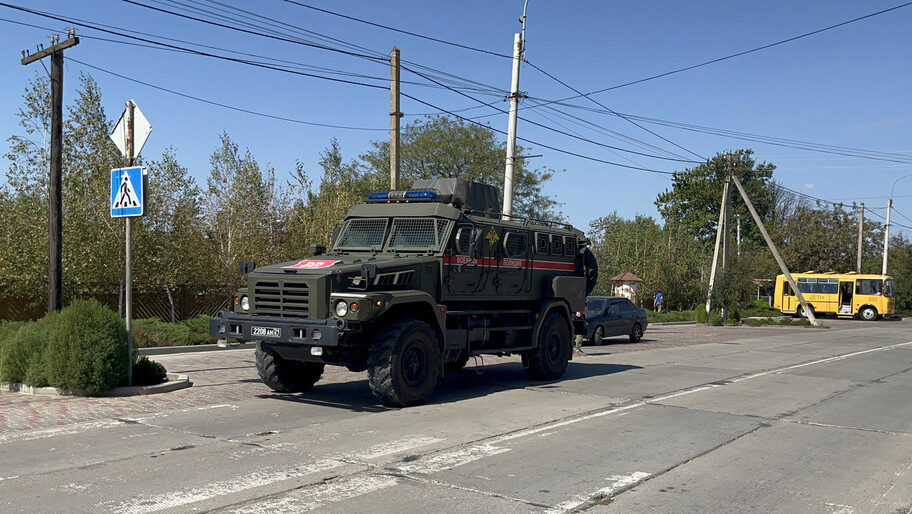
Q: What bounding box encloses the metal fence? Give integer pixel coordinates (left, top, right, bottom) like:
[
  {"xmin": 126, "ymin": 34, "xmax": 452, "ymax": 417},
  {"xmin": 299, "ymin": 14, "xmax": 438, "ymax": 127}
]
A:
[{"xmin": 0, "ymin": 283, "xmax": 233, "ymax": 322}]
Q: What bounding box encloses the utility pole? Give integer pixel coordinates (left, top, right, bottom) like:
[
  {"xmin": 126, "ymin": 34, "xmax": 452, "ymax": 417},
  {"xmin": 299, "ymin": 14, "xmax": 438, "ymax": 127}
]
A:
[
  {"xmin": 857, "ymin": 202, "xmax": 864, "ymax": 272},
  {"xmin": 706, "ymin": 177, "xmax": 729, "ymax": 317},
  {"xmin": 389, "ymin": 48, "xmax": 401, "ymax": 190},
  {"xmin": 882, "ymin": 198, "xmax": 891, "ymax": 275},
  {"xmin": 730, "ymin": 174, "xmax": 818, "ymax": 326},
  {"xmin": 721, "ymin": 154, "xmax": 732, "ymax": 320},
  {"xmin": 502, "ymin": 1, "xmax": 528, "ymax": 220},
  {"xmin": 21, "ymin": 30, "xmax": 79, "ymax": 314}
]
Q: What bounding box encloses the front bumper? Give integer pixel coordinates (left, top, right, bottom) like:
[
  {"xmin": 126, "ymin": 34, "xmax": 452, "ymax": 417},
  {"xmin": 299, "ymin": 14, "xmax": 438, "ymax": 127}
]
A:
[{"xmin": 209, "ymin": 311, "xmax": 345, "ymax": 346}]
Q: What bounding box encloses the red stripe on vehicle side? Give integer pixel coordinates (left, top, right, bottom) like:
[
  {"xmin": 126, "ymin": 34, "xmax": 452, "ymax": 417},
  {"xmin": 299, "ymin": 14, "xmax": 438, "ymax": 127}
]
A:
[{"xmin": 442, "ymin": 256, "xmax": 575, "ymax": 271}]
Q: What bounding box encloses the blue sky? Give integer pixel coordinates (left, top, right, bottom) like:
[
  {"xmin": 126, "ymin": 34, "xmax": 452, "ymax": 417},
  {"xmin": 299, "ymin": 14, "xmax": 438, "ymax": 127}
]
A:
[{"xmin": 2, "ymin": 1, "xmax": 911, "ymax": 238}]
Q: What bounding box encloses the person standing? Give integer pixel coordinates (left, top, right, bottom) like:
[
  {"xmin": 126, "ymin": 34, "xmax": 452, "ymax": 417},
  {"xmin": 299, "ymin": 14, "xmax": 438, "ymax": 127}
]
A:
[{"xmin": 655, "ymin": 291, "xmax": 664, "ymax": 312}]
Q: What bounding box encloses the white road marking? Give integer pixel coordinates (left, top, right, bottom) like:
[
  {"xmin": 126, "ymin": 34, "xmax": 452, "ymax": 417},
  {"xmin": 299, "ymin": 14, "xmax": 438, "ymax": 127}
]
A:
[
  {"xmin": 545, "ymin": 472, "xmax": 651, "ymax": 514},
  {"xmin": 224, "ymin": 475, "xmax": 399, "ymax": 514},
  {"xmin": 0, "ymin": 420, "xmax": 125, "ymax": 445},
  {"xmin": 104, "ymin": 435, "xmax": 444, "ymax": 513}
]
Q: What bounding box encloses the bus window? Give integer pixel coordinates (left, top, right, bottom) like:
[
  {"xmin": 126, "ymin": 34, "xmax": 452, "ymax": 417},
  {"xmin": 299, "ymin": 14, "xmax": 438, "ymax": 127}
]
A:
[
  {"xmin": 885, "ymin": 279, "xmax": 894, "ymax": 298},
  {"xmin": 856, "ymin": 279, "xmax": 882, "ymax": 296}
]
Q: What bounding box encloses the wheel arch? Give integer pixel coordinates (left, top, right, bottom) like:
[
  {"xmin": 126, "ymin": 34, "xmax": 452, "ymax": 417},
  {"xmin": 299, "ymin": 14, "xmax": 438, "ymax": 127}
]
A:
[
  {"xmin": 532, "ymin": 299, "xmax": 572, "ymax": 344},
  {"xmin": 857, "ymin": 304, "xmax": 879, "ymax": 319},
  {"xmin": 376, "ymin": 293, "xmax": 444, "ymax": 350}
]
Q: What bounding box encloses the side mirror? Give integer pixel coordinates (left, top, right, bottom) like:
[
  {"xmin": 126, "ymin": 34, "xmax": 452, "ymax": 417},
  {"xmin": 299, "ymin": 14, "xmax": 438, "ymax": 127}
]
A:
[
  {"xmin": 361, "ymin": 263, "xmax": 377, "ymax": 281},
  {"xmin": 240, "ymin": 260, "xmax": 256, "ymax": 274}
]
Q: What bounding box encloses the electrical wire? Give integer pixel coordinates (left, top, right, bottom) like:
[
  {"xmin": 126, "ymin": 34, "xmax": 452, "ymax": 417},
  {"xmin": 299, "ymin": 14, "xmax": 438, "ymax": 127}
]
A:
[{"xmin": 68, "ymin": 57, "xmax": 387, "ymax": 131}]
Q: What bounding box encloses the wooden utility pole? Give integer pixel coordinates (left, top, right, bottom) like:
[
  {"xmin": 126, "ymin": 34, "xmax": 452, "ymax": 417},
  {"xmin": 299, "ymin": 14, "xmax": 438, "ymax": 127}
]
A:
[
  {"xmin": 389, "ymin": 48, "xmax": 401, "ymax": 190},
  {"xmin": 857, "ymin": 202, "xmax": 864, "ymax": 272},
  {"xmin": 21, "ymin": 31, "xmax": 79, "ymax": 313}
]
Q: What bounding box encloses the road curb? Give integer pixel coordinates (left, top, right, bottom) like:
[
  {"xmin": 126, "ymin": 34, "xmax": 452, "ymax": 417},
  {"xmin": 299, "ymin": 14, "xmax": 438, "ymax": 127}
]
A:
[
  {"xmin": 0, "ymin": 372, "xmax": 192, "ymax": 397},
  {"xmin": 138, "ymin": 342, "xmax": 256, "ymax": 356}
]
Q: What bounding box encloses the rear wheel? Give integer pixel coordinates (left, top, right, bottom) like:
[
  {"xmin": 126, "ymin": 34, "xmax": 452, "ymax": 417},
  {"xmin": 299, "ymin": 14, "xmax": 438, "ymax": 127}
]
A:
[
  {"xmin": 859, "ymin": 306, "xmax": 878, "ymax": 321},
  {"xmin": 797, "ymin": 304, "xmax": 814, "ymax": 319},
  {"xmin": 255, "ymin": 341, "xmax": 325, "ymax": 393},
  {"xmin": 629, "ymin": 323, "xmax": 643, "ymax": 343},
  {"xmin": 368, "ymin": 318, "xmax": 441, "ymax": 407},
  {"xmin": 525, "ymin": 313, "xmax": 571, "ymax": 380},
  {"xmin": 592, "ymin": 326, "xmax": 604, "ymax": 346}
]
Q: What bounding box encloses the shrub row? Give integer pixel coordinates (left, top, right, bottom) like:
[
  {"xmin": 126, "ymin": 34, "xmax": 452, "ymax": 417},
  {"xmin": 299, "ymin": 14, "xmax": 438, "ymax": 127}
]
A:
[
  {"xmin": 133, "ymin": 315, "xmax": 218, "ymax": 348},
  {"xmin": 0, "ymin": 300, "xmax": 168, "ymax": 395}
]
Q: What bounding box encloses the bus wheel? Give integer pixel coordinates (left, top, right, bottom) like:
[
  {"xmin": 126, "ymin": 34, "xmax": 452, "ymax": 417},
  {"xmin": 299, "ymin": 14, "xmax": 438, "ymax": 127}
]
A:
[
  {"xmin": 859, "ymin": 306, "xmax": 878, "ymax": 321},
  {"xmin": 797, "ymin": 304, "xmax": 814, "ymax": 319}
]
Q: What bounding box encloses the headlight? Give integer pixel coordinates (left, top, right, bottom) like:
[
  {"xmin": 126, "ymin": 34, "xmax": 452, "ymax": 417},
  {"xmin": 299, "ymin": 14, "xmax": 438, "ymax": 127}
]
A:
[
  {"xmin": 240, "ymin": 295, "xmax": 250, "ymax": 311},
  {"xmin": 334, "ymin": 300, "xmax": 348, "ymax": 317}
]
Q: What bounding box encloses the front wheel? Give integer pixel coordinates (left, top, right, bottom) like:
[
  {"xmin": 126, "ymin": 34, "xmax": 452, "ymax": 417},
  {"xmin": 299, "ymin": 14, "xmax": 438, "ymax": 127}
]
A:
[
  {"xmin": 592, "ymin": 326, "xmax": 604, "ymax": 346},
  {"xmin": 368, "ymin": 318, "xmax": 441, "ymax": 407},
  {"xmin": 859, "ymin": 306, "xmax": 878, "ymax": 321},
  {"xmin": 255, "ymin": 341, "xmax": 325, "ymax": 393},
  {"xmin": 524, "ymin": 313, "xmax": 571, "ymax": 381},
  {"xmin": 629, "ymin": 323, "xmax": 643, "ymax": 343}
]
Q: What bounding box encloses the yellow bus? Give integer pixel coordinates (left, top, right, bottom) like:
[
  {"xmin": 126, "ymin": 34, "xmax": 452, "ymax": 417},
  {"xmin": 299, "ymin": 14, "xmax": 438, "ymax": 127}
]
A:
[{"xmin": 773, "ymin": 272, "xmax": 894, "ymax": 320}]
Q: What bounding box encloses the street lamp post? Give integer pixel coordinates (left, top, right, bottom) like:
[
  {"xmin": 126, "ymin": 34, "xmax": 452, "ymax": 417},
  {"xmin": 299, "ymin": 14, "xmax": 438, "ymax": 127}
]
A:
[{"xmin": 882, "ymin": 172, "xmax": 912, "ymax": 275}]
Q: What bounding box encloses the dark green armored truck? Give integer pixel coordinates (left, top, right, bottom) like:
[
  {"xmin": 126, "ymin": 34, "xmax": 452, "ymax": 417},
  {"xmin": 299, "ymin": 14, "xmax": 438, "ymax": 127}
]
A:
[{"xmin": 210, "ymin": 178, "xmax": 598, "ymax": 407}]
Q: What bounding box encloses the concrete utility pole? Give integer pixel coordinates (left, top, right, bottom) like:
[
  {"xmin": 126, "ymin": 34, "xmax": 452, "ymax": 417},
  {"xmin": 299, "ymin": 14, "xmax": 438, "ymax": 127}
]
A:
[
  {"xmin": 502, "ymin": 1, "xmax": 528, "ymax": 220},
  {"xmin": 706, "ymin": 175, "xmax": 730, "ymax": 317},
  {"xmin": 857, "ymin": 202, "xmax": 864, "ymax": 272},
  {"xmin": 721, "ymin": 154, "xmax": 733, "ymax": 320},
  {"xmin": 389, "ymin": 48, "xmax": 401, "ymax": 190},
  {"xmin": 883, "ymin": 173, "xmax": 912, "ymax": 275},
  {"xmin": 730, "ymin": 174, "xmax": 818, "ymax": 326},
  {"xmin": 21, "ymin": 30, "xmax": 79, "ymax": 314}
]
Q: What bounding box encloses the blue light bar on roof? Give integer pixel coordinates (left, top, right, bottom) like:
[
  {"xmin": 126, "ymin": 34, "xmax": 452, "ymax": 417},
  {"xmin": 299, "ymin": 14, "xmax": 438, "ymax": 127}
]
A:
[{"xmin": 367, "ymin": 189, "xmax": 439, "ymax": 202}]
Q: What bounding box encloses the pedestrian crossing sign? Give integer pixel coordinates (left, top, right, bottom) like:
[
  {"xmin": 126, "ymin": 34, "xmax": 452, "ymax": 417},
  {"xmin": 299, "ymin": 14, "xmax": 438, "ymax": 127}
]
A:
[{"xmin": 110, "ymin": 166, "xmax": 145, "ymax": 217}]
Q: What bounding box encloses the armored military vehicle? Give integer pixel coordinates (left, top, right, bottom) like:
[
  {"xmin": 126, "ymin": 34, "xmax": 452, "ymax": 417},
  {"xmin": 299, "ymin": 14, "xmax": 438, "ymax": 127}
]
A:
[{"xmin": 210, "ymin": 178, "xmax": 597, "ymax": 407}]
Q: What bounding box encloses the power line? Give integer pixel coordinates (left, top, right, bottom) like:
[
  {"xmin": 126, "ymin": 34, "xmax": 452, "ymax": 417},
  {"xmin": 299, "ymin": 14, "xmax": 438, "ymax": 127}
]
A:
[
  {"xmin": 532, "ymin": 1, "xmax": 912, "ymax": 107},
  {"xmin": 282, "ymin": 0, "xmax": 511, "ymax": 59},
  {"xmin": 68, "ymin": 57, "xmax": 387, "ymax": 132}
]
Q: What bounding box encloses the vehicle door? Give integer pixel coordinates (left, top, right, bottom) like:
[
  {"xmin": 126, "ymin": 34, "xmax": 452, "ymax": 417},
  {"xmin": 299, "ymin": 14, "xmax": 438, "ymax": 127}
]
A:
[
  {"xmin": 615, "ymin": 299, "xmax": 637, "ymax": 334},
  {"xmin": 445, "ymin": 223, "xmax": 488, "ymax": 296},
  {"xmin": 838, "ymin": 281, "xmax": 854, "ymax": 315},
  {"xmin": 603, "ymin": 300, "xmax": 626, "ymax": 336},
  {"xmin": 586, "ymin": 297, "xmax": 608, "ymax": 332},
  {"xmin": 497, "ymin": 229, "xmax": 531, "ymax": 295}
]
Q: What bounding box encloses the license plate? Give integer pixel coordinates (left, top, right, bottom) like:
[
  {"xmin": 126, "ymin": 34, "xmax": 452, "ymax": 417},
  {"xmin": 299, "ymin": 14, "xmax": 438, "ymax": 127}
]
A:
[{"xmin": 251, "ymin": 326, "xmax": 281, "ymax": 337}]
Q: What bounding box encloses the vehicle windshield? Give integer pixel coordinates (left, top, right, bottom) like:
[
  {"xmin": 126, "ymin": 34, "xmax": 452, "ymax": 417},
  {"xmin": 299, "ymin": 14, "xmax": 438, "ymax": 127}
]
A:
[
  {"xmin": 334, "ymin": 217, "xmax": 451, "ymax": 252},
  {"xmin": 884, "ymin": 279, "xmax": 894, "ymax": 298}
]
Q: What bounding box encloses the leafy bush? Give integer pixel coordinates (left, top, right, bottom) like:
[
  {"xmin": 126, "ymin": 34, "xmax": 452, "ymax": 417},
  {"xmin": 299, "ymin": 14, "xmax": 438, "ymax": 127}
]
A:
[
  {"xmin": 740, "ymin": 299, "xmax": 782, "ymax": 318},
  {"xmin": 44, "ymin": 299, "xmax": 128, "ymax": 395},
  {"xmin": 133, "ymin": 315, "xmax": 217, "ymax": 347},
  {"xmin": 131, "ymin": 356, "xmax": 167, "ymax": 386},
  {"xmin": 0, "ymin": 315, "xmax": 55, "ymax": 386},
  {"xmin": 695, "ymin": 307, "xmax": 708, "ymax": 324},
  {"xmin": 731, "ymin": 310, "xmax": 741, "ymax": 322},
  {"xmin": 647, "ymin": 310, "xmax": 697, "ymax": 323},
  {"xmin": 709, "ymin": 312, "xmax": 724, "ymax": 326}
]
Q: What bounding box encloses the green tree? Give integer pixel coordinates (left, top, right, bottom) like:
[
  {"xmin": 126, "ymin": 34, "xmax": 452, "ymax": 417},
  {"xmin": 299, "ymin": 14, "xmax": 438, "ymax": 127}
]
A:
[
  {"xmin": 284, "ymin": 138, "xmax": 362, "ymax": 258},
  {"xmin": 359, "ymin": 116, "xmax": 563, "ymax": 220},
  {"xmin": 655, "ymin": 150, "xmax": 775, "ymax": 246},
  {"xmin": 201, "ymin": 133, "xmax": 287, "ymax": 293}
]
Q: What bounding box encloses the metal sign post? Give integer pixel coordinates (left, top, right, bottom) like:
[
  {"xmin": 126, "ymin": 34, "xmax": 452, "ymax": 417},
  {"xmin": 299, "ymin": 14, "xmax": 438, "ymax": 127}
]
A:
[{"xmin": 110, "ymin": 100, "xmax": 151, "ymax": 386}]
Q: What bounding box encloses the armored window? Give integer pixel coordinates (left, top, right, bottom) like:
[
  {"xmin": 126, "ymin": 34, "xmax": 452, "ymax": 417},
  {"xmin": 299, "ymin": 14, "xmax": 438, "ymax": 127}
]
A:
[
  {"xmin": 503, "ymin": 232, "xmax": 528, "ymax": 258},
  {"xmin": 536, "ymin": 233, "xmax": 550, "ymax": 254},
  {"xmin": 387, "ymin": 218, "xmax": 451, "ymax": 251},
  {"xmin": 454, "ymin": 225, "xmax": 475, "ymax": 255},
  {"xmin": 551, "ymin": 235, "xmax": 563, "ymax": 255},
  {"xmin": 335, "ymin": 218, "xmax": 388, "ymax": 250},
  {"xmin": 564, "ymin": 237, "xmax": 577, "ymax": 257}
]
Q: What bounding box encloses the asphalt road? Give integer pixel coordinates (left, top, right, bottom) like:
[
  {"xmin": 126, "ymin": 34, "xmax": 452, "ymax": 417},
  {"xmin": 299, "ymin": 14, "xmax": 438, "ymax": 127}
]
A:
[{"xmin": 1, "ymin": 319, "xmax": 910, "ymax": 513}]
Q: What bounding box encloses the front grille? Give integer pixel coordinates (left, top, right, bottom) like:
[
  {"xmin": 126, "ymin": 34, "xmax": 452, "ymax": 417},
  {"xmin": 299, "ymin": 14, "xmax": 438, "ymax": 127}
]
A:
[{"xmin": 253, "ymin": 280, "xmax": 311, "ymax": 317}]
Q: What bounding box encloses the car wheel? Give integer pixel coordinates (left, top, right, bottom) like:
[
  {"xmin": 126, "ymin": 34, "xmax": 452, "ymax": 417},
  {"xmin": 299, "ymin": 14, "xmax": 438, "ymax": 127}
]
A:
[
  {"xmin": 592, "ymin": 326, "xmax": 604, "ymax": 346},
  {"xmin": 859, "ymin": 306, "xmax": 878, "ymax": 321},
  {"xmin": 629, "ymin": 323, "xmax": 643, "ymax": 343},
  {"xmin": 368, "ymin": 318, "xmax": 440, "ymax": 407},
  {"xmin": 524, "ymin": 313, "xmax": 571, "ymax": 381}
]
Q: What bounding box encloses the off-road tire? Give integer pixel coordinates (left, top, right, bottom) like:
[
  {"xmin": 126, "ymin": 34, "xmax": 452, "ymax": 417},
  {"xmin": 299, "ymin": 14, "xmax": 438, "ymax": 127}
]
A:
[
  {"xmin": 255, "ymin": 341, "xmax": 325, "ymax": 393},
  {"xmin": 629, "ymin": 323, "xmax": 643, "ymax": 343},
  {"xmin": 592, "ymin": 326, "xmax": 604, "ymax": 346},
  {"xmin": 368, "ymin": 318, "xmax": 441, "ymax": 407},
  {"xmin": 524, "ymin": 313, "xmax": 571, "ymax": 380}
]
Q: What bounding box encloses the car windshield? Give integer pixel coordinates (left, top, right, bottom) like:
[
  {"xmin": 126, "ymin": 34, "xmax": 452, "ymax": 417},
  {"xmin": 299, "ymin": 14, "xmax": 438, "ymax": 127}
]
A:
[{"xmin": 334, "ymin": 217, "xmax": 452, "ymax": 252}]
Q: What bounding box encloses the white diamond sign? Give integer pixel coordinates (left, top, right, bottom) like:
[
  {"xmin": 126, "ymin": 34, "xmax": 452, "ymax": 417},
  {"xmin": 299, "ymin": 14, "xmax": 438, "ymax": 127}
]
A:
[{"xmin": 110, "ymin": 100, "xmax": 152, "ymax": 160}]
